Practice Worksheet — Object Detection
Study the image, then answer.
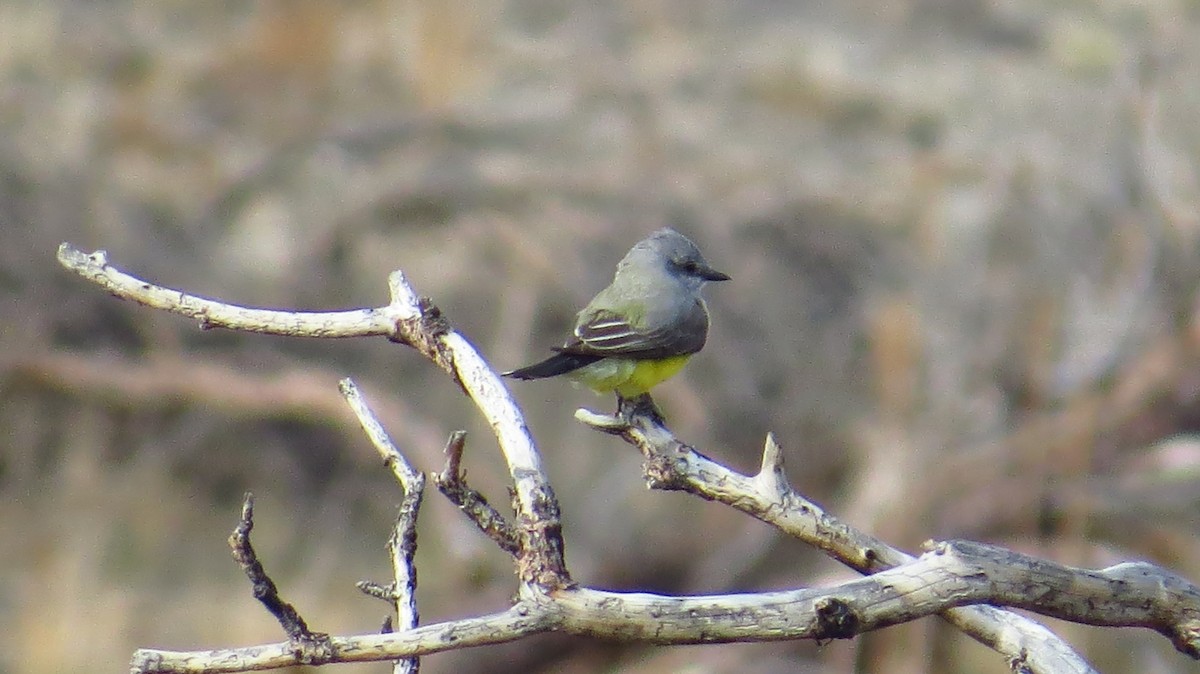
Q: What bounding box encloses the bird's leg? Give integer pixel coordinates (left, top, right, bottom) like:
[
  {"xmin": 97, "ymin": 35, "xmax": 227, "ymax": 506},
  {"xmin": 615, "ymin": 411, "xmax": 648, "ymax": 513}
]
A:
[
  {"xmin": 615, "ymin": 395, "xmax": 633, "ymax": 420},
  {"xmin": 617, "ymin": 393, "xmax": 666, "ymax": 426}
]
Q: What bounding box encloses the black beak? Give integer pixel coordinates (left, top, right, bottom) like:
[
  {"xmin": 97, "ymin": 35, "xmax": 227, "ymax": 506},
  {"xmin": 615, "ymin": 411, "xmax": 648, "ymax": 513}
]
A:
[{"xmin": 700, "ymin": 266, "xmax": 731, "ymax": 282}]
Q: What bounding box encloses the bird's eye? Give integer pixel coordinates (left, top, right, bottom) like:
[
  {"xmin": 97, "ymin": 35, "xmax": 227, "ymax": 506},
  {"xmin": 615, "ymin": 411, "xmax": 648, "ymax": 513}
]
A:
[{"xmin": 679, "ymin": 260, "xmax": 699, "ymax": 273}]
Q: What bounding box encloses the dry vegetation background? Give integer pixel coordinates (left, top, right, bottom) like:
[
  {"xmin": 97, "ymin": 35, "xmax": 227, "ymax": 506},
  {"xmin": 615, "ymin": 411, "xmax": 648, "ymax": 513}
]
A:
[{"xmin": 3, "ymin": 1, "xmax": 1200, "ymax": 673}]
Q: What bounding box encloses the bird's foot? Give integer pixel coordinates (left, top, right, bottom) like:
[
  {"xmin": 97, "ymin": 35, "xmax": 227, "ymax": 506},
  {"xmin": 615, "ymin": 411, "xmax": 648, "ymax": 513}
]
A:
[{"xmin": 617, "ymin": 393, "xmax": 666, "ymax": 426}]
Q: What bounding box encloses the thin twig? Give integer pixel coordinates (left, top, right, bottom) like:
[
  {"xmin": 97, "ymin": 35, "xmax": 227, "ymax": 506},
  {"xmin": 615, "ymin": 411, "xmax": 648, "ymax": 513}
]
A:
[
  {"xmin": 228, "ymin": 494, "xmax": 334, "ymax": 664},
  {"xmin": 339, "ymin": 379, "xmax": 423, "ymax": 674},
  {"xmin": 433, "ymin": 431, "xmax": 521, "ymax": 557}
]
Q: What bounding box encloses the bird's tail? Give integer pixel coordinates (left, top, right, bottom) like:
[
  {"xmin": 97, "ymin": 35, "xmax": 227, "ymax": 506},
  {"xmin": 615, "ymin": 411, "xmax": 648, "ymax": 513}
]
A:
[{"xmin": 502, "ymin": 352, "xmax": 602, "ymax": 380}]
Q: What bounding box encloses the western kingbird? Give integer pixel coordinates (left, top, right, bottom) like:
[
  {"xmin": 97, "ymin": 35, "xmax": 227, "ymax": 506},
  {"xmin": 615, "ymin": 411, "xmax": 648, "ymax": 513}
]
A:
[{"xmin": 503, "ymin": 228, "xmax": 729, "ymax": 409}]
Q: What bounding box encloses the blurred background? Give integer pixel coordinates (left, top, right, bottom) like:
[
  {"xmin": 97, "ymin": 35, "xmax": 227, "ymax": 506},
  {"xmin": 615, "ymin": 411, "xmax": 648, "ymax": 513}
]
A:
[{"xmin": 3, "ymin": 1, "xmax": 1199, "ymax": 672}]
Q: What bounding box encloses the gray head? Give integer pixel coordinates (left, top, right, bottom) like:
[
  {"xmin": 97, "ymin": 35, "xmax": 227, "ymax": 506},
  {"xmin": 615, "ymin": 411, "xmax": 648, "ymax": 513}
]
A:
[{"xmin": 617, "ymin": 228, "xmax": 730, "ymax": 291}]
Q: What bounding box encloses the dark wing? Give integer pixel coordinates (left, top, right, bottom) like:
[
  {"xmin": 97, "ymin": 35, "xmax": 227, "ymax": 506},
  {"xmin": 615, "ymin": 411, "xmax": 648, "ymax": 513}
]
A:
[{"xmin": 557, "ymin": 301, "xmax": 709, "ymax": 360}]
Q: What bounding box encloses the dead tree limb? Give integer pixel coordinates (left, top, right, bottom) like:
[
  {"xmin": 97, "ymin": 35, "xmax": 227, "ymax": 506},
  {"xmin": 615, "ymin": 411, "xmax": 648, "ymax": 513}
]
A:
[
  {"xmin": 54, "ymin": 243, "xmax": 1200, "ymax": 674},
  {"xmin": 341, "ymin": 379, "xmax": 423, "ymax": 674}
]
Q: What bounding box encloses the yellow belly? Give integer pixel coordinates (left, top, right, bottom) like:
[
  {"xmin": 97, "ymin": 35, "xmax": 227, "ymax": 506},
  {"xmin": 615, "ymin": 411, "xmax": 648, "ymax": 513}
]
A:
[{"xmin": 569, "ymin": 355, "xmax": 693, "ymax": 396}]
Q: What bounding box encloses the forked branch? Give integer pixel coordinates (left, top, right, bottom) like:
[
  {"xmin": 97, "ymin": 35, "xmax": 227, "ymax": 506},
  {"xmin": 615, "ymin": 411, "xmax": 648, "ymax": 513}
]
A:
[{"xmin": 55, "ymin": 243, "xmax": 1200, "ymax": 674}]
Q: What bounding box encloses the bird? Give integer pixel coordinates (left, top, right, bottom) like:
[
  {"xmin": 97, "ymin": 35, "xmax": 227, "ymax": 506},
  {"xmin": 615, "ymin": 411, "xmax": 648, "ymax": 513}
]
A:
[{"xmin": 503, "ymin": 228, "xmax": 729, "ymax": 419}]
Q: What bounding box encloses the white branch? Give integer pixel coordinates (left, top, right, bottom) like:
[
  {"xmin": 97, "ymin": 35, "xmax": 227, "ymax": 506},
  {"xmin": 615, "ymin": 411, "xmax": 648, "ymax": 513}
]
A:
[
  {"xmin": 130, "ymin": 540, "xmax": 1200, "ymax": 672},
  {"xmin": 130, "ymin": 606, "xmax": 549, "ymax": 673},
  {"xmin": 57, "ymin": 242, "xmax": 569, "ymax": 589},
  {"xmin": 576, "ymin": 410, "xmax": 1105, "ymax": 673},
  {"xmin": 57, "ymin": 243, "xmax": 1200, "ymax": 674},
  {"xmin": 55, "ymin": 245, "xmax": 395, "ymax": 337},
  {"xmin": 339, "ymin": 379, "xmax": 423, "ymax": 674}
]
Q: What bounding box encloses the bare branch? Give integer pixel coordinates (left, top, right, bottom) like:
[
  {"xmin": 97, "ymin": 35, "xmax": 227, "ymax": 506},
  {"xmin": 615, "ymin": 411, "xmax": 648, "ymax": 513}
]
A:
[
  {"xmin": 561, "ymin": 539, "xmax": 1200, "ymax": 648},
  {"xmin": 64, "ymin": 244, "xmax": 1200, "ymax": 673},
  {"xmin": 227, "ymin": 494, "xmax": 334, "ymax": 664},
  {"xmin": 57, "ymin": 242, "xmax": 569, "ymax": 589},
  {"xmin": 340, "ymin": 379, "xmax": 424, "ymax": 674},
  {"xmin": 131, "ymin": 606, "xmax": 549, "ymax": 673},
  {"xmin": 576, "ymin": 407, "xmax": 1100, "ymax": 674},
  {"xmin": 132, "ymin": 539, "xmax": 1200, "ymax": 672},
  {"xmin": 433, "ymin": 431, "xmax": 521, "ymax": 556},
  {"xmin": 55, "ymin": 245, "xmax": 394, "ymax": 338}
]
